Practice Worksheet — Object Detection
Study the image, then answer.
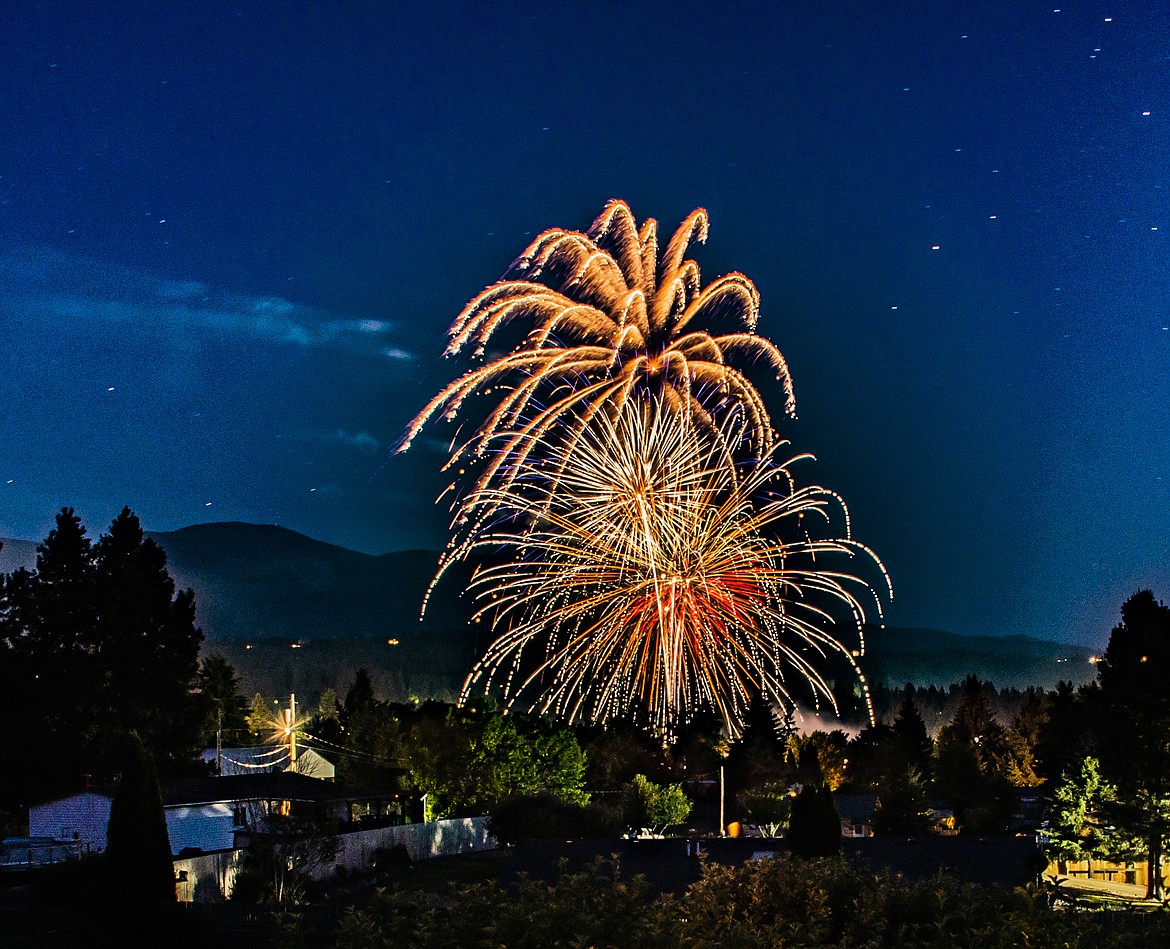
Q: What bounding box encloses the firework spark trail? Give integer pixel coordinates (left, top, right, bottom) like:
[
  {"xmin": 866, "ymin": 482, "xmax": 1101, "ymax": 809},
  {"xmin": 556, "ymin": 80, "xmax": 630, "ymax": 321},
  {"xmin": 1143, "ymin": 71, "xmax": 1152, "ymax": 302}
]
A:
[{"xmin": 453, "ymin": 399, "xmax": 890, "ymax": 738}]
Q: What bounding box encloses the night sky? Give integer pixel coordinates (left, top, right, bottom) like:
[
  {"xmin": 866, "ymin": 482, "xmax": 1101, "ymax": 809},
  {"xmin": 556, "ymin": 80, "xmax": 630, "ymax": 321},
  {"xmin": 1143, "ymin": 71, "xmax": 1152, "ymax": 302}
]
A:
[{"xmin": 2, "ymin": 2, "xmax": 1168, "ymax": 649}]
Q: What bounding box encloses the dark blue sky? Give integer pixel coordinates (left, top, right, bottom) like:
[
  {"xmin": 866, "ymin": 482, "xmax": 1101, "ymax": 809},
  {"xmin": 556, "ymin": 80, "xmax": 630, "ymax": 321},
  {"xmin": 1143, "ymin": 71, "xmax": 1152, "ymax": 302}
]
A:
[{"xmin": 2, "ymin": 1, "xmax": 1168, "ymax": 648}]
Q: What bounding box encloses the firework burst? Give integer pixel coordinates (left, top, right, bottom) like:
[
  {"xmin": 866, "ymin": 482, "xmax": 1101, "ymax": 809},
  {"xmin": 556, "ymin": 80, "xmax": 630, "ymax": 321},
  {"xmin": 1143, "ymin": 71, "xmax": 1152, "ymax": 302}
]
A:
[
  {"xmin": 454, "ymin": 398, "xmax": 890, "ymax": 738},
  {"xmin": 396, "ymin": 200, "xmax": 794, "ymax": 497}
]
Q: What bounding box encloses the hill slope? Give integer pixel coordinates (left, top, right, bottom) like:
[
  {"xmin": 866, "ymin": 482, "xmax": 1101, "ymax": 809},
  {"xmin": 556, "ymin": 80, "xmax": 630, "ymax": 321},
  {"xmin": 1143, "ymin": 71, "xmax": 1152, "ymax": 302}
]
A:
[{"xmin": 2, "ymin": 523, "xmax": 1096, "ymax": 700}]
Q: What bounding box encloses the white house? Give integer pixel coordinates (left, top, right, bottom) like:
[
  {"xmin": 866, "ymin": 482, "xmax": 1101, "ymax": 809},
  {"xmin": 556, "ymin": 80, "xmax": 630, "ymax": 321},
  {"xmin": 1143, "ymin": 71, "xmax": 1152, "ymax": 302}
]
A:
[
  {"xmin": 200, "ymin": 745, "xmax": 335, "ymax": 780},
  {"xmin": 24, "ymin": 790, "xmax": 112, "ymax": 852}
]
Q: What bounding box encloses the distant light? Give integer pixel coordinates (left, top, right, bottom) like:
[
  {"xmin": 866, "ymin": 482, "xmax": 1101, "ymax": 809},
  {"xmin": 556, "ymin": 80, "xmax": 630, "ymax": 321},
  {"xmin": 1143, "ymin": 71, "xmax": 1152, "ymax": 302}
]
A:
[
  {"xmin": 245, "ymin": 644, "xmax": 252, "ymax": 650},
  {"xmin": 387, "ymin": 638, "xmax": 400, "ymax": 646},
  {"xmin": 1143, "ymin": 111, "xmax": 1152, "ymax": 116},
  {"xmin": 931, "ymin": 245, "xmax": 941, "ymax": 251},
  {"xmin": 291, "ymin": 643, "xmax": 301, "ymax": 649}
]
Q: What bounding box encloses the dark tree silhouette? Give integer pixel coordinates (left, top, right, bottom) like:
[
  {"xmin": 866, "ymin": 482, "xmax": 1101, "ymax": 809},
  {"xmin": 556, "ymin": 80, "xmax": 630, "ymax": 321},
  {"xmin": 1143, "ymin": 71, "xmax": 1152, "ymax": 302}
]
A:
[
  {"xmin": 93, "ymin": 508, "xmax": 205, "ymax": 767},
  {"xmin": 1095, "ymin": 589, "xmax": 1170, "ymax": 899},
  {"xmin": 786, "ymin": 784, "xmax": 841, "ymax": 858},
  {"xmin": 0, "ymin": 507, "xmax": 205, "ymax": 808},
  {"xmin": 198, "ymin": 653, "xmax": 251, "ymax": 753},
  {"xmin": 104, "ymin": 731, "xmax": 176, "ymax": 904},
  {"xmin": 891, "ymin": 687, "xmax": 933, "ymax": 779}
]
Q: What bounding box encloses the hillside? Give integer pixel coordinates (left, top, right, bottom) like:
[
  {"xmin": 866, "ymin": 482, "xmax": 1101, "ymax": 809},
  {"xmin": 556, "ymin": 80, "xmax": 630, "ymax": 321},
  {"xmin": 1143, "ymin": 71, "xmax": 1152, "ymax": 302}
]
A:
[{"xmin": 1, "ymin": 523, "xmax": 1096, "ymax": 702}]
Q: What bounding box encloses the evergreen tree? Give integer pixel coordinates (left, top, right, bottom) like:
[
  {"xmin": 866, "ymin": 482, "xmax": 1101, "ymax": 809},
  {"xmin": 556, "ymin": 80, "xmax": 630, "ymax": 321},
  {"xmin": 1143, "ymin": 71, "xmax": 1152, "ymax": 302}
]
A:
[
  {"xmin": 2, "ymin": 510, "xmax": 101, "ymax": 804},
  {"xmin": 786, "ymin": 784, "xmax": 841, "ymax": 858},
  {"xmin": 891, "ymin": 687, "xmax": 933, "ymax": 779},
  {"xmin": 198, "ymin": 653, "xmax": 251, "ymax": 751},
  {"xmin": 0, "ymin": 508, "xmax": 206, "ymax": 806},
  {"xmin": 104, "ymin": 732, "xmax": 176, "ymax": 904},
  {"xmin": 93, "ymin": 508, "xmax": 205, "ymax": 768},
  {"xmin": 1094, "ymin": 589, "xmax": 1170, "ymax": 899},
  {"xmin": 1044, "ymin": 755, "xmax": 1125, "ymax": 873}
]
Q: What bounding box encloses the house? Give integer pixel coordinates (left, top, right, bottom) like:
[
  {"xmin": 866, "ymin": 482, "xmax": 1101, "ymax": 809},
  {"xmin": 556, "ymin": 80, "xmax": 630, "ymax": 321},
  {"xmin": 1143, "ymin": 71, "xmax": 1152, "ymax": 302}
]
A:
[
  {"xmin": 30, "ymin": 771, "xmax": 420, "ymax": 857},
  {"xmin": 834, "ymin": 793, "xmax": 877, "ymax": 837},
  {"xmin": 200, "ymin": 745, "xmax": 336, "ymax": 779}
]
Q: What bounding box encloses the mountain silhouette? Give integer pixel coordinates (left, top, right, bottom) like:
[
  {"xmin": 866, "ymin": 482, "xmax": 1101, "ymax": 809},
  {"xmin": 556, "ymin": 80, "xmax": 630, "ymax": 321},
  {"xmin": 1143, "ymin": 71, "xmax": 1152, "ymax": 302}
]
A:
[{"xmin": 1, "ymin": 523, "xmax": 1095, "ymax": 701}]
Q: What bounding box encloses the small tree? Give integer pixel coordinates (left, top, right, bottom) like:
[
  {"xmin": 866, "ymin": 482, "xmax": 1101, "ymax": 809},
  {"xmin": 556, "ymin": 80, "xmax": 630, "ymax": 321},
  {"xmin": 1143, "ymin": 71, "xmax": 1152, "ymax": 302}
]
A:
[{"xmin": 625, "ymin": 774, "xmax": 692, "ymax": 836}]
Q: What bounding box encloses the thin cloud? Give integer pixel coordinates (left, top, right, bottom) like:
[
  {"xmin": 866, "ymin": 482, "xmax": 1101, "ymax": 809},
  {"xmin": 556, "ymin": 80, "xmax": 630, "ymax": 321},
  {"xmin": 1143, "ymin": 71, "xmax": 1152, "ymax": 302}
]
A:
[
  {"xmin": 0, "ymin": 244, "xmax": 414, "ymax": 358},
  {"xmin": 334, "ymin": 429, "xmax": 381, "ymax": 452}
]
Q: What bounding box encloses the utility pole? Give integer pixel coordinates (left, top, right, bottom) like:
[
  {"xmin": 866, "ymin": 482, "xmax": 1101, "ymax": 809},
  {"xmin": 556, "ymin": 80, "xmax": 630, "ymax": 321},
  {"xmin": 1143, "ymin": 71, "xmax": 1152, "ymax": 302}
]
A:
[
  {"xmin": 719, "ymin": 762, "xmax": 725, "ymax": 835},
  {"xmin": 287, "ymin": 693, "xmax": 298, "ymax": 772},
  {"xmin": 215, "ymin": 705, "xmax": 223, "ymax": 775}
]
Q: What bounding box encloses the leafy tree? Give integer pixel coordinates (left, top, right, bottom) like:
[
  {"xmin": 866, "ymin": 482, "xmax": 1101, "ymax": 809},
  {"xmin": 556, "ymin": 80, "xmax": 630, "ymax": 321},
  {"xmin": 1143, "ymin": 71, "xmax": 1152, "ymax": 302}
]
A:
[
  {"xmin": 403, "ymin": 704, "xmax": 588, "ymax": 818},
  {"xmin": 103, "ymin": 732, "xmax": 175, "ymax": 904},
  {"xmin": 624, "ymin": 774, "xmax": 692, "ymax": 836},
  {"xmin": 230, "ymin": 814, "xmax": 341, "ymax": 905},
  {"xmin": 580, "ymin": 723, "xmax": 668, "ymax": 791},
  {"xmin": 736, "ymin": 782, "xmax": 793, "ymax": 836},
  {"xmin": 785, "ymin": 784, "xmax": 841, "ymax": 858},
  {"xmin": 1094, "ymin": 589, "xmax": 1170, "ymax": 899},
  {"xmin": 789, "ymin": 730, "xmax": 849, "ymax": 790}
]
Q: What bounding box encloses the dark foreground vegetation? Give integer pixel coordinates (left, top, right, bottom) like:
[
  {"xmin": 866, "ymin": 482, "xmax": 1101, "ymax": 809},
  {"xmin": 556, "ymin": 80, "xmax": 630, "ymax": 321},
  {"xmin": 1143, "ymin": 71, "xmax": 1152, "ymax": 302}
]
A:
[{"xmin": 8, "ymin": 849, "xmax": 1170, "ymax": 949}]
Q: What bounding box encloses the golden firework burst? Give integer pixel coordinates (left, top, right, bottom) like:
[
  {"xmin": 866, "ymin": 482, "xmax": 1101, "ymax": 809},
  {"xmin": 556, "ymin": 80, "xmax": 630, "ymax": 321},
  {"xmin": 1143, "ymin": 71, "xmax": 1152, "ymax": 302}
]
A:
[
  {"xmin": 453, "ymin": 398, "xmax": 890, "ymax": 738},
  {"xmin": 396, "ymin": 200, "xmax": 795, "ymax": 491}
]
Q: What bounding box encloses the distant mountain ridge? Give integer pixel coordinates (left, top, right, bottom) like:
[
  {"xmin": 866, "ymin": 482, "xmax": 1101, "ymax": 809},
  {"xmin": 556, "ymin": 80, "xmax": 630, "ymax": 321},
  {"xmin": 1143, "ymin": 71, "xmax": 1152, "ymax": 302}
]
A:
[{"xmin": 1, "ymin": 522, "xmax": 1096, "ymax": 697}]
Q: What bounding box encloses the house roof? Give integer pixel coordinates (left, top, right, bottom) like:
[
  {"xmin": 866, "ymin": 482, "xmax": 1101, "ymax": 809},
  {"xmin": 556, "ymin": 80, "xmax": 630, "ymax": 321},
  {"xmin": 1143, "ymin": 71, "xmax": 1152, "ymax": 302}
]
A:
[
  {"xmin": 834, "ymin": 793, "xmax": 878, "ymax": 822},
  {"xmin": 159, "ymin": 771, "xmax": 396, "ymax": 807},
  {"xmin": 200, "ymin": 746, "xmax": 336, "ymax": 779}
]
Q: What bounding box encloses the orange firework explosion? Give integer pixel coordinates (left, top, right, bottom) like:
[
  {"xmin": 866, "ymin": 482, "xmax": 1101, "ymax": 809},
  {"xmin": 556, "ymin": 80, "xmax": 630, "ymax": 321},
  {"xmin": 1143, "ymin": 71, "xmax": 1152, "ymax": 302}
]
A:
[
  {"xmin": 396, "ymin": 200, "xmax": 795, "ymax": 497},
  {"xmin": 454, "ymin": 398, "xmax": 890, "ymax": 739}
]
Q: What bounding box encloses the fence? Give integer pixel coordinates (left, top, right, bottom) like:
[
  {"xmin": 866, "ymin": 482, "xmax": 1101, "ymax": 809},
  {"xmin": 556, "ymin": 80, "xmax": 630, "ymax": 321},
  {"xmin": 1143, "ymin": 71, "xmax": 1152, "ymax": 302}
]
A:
[{"xmin": 173, "ymin": 816, "xmax": 494, "ymax": 902}]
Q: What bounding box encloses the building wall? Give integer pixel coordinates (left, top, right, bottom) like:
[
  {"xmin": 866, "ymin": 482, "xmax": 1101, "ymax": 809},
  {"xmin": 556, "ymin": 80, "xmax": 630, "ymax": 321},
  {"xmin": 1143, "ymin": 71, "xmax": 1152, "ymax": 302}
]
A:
[
  {"xmin": 28, "ymin": 792, "xmax": 113, "ymax": 851},
  {"xmin": 165, "ymin": 803, "xmax": 236, "ymax": 854}
]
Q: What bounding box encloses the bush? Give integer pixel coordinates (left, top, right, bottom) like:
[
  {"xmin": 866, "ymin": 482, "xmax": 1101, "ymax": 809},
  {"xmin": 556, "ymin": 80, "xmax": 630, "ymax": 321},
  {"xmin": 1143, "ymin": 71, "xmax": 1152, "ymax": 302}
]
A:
[{"xmin": 488, "ymin": 791, "xmax": 625, "ymax": 846}]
